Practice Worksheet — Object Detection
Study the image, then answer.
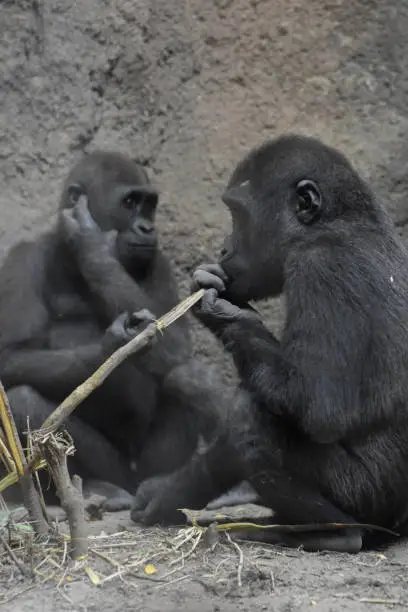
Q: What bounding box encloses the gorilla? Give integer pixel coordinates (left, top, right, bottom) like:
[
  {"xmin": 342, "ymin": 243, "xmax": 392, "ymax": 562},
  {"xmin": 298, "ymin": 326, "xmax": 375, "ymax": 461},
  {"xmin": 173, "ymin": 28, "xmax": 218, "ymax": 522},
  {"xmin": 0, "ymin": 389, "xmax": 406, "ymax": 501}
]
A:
[
  {"xmin": 0, "ymin": 151, "xmax": 225, "ymax": 511},
  {"xmin": 129, "ymin": 135, "xmax": 408, "ymax": 552}
]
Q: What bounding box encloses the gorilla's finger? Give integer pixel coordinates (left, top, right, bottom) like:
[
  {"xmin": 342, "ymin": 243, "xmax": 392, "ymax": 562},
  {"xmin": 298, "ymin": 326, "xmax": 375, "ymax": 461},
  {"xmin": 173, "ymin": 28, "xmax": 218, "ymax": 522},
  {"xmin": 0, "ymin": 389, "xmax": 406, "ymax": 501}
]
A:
[
  {"xmin": 105, "ymin": 229, "xmax": 118, "ymax": 251},
  {"xmin": 75, "ymin": 196, "xmax": 97, "ymax": 230},
  {"xmin": 128, "ymin": 309, "xmax": 156, "ymax": 329},
  {"xmin": 60, "ymin": 209, "xmax": 78, "ymax": 236},
  {"xmin": 199, "ymin": 288, "xmax": 218, "ymax": 306},
  {"xmin": 198, "ymin": 263, "xmax": 229, "ymax": 282},
  {"xmin": 192, "ymin": 270, "xmax": 226, "ymax": 293},
  {"xmin": 109, "ymin": 312, "xmax": 130, "ymax": 340}
]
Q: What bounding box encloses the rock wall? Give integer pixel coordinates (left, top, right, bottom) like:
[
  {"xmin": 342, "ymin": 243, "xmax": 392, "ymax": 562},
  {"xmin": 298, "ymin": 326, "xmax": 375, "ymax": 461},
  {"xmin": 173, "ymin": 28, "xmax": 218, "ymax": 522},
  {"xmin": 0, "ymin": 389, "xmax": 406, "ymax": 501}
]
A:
[{"xmin": 2, "ymin": 0, "xmax": 408, "ymax": 368}]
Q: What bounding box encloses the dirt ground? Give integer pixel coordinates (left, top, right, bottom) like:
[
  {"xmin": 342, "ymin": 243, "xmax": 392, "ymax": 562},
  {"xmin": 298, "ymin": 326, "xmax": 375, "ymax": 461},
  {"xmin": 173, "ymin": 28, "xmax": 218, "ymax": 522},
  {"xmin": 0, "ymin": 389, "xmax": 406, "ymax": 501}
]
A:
[
  {"xmin": 2, "ymin": 0, "xmax": 408, "ymax": 610},
  {"xmin": 2, "ymin": 509, "xmax": 408, "ymax": 612}
]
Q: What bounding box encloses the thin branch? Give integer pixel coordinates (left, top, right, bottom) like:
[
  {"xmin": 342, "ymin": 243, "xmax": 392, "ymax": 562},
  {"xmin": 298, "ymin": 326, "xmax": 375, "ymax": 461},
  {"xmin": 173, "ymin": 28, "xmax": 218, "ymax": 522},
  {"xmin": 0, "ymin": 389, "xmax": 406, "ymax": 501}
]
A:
[
  {"xmin": 40, "ymin": 289, "xmax": 204, "ymax": 435},
  {"xmin": 0, "ymin": 382, "xmax": 48, "ymax": 536},
  {"xmin": 225, "ymin": 531, "xmax": 244, "ymax": 588},
  {"xmin": 0, "ymin": 289, "xmax": 204, "ymax": 541},
  {"xmin": 0, "ymin": 531, "xmax": 32, "ymax": 577},
  {"xmin": 40, "ymin": 434, "xmax": 87, "ymax": 560},
  {"xmin": 25, "ymin": 289, "xmax": 204, "ymax": 475},
  {"xmin": 0, "ymin": 434, "xmax": 16, "ymax": 473},
  {"xmin": 19, "ymin": 473, "xmax": 49, "ymax": 537},
  {"xmin": 40, "ymin": 322, "xmax": 157, "ymax": 434},
  {"xmin": 0, "ymin": 381, "xmax": 24, "ymax": 477}
]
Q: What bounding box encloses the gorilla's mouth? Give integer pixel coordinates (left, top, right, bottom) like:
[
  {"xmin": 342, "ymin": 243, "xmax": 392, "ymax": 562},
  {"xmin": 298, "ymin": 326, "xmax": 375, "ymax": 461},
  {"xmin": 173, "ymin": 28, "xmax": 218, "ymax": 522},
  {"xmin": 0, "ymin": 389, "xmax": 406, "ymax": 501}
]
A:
[
  {"xmin": 119, "ymin": 234, "xmax": 157, "ymax": 253},
  {"xmin": 127, "ymin": 242, "xmax": 156, "ymax": 252},
  {"xmin": 126, "ymin": 244, "xmax": 156, "ymax": 261},
  {"xmin": 219, "ymin": 259, "xmax": 251, "ymax": 301},
  {"xmin": 117, "ymin": 240, "xmax": 157, "ymax": 271},
  {"xmin": 223, "ymin": 275, "xmax": 252, "ymax": 304}
]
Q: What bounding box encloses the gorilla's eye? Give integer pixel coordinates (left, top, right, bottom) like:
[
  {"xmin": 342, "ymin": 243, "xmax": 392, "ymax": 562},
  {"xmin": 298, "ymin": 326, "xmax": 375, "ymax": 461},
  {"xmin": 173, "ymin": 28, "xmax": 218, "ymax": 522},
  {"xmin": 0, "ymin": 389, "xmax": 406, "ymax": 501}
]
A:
[
  {"xmin": 295, "ymin": 180, "xmax": 322, "ymax": 225},
  {"xmin": 122, "ymin": 192, "xmax": 143, "ymax": 210}
]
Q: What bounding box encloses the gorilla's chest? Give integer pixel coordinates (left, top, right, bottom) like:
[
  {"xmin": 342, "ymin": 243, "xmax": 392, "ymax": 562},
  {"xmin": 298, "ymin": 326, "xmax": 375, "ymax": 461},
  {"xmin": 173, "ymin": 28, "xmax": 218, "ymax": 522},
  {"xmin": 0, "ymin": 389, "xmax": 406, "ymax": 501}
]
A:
[{"xmin": 47, "ymin": 291, "xmax": 102, "ymax": 349}]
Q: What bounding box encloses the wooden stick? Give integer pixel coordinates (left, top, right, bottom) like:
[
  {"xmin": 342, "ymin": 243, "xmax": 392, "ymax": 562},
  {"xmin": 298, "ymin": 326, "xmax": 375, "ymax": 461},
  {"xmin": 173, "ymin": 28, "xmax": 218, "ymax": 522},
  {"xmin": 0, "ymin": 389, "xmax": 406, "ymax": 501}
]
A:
[
  {"xmin": 0, "ymin": 381, "xmax": 24, "ymax": 477},
  {"xmin": 40, "ymin": 435, "xmax": 87, "ymax": 560},
  {"xmin": 0, "ymin": 382, "xmax": 48, "ymax": 536},
  {"xmin": 26, "ymin": 289, "xmax": 205, "ymax": 471},
  {"xmin": 40, "ymin": 321, "xmax": 157, "ymax": 434},
  {"xmin": 0, "ymin": 531, "xmax": 31, "ymax": 577}
]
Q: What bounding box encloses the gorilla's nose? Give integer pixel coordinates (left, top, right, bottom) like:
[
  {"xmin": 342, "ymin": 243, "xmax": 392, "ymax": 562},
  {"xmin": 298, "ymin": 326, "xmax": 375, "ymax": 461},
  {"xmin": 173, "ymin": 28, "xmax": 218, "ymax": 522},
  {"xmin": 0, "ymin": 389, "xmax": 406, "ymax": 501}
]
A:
[{"xmin": 138, "ymin": 221, "xmax": 154, "ymax": 234}]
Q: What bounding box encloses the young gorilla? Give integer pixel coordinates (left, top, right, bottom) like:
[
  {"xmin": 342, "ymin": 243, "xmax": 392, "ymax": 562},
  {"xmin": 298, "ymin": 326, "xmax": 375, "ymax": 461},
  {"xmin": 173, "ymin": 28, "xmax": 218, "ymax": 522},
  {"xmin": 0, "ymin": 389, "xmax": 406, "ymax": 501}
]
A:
[
  {"xmin": 0, "ymin": 152, "xmax": 223, "ymax": 511},
  {"xmin": 192, "ymin": 134, "xmax": 408, "ymax": 552},
  {"xmin": 129, "ymin": 135, "xmax": 408, "ymax": 552}
]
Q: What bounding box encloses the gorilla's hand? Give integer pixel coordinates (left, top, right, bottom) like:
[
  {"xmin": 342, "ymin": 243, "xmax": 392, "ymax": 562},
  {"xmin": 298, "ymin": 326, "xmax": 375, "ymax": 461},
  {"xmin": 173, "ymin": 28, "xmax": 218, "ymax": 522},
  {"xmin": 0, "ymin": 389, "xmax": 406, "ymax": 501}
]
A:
[
  {"xmin": 102, "ymin": 310, "xmax": 157, "ymax": 355},
  {"xmin": 191, "ymin": 263, "xmax": 229, "ymax": 294},
  {"xmin": 127, "ymin": 308, "xmax": 157, "ymax": 332},
  {"xmin": 130, "ymin": 472, "xmax": 189, "ymax": 526},
  {"xmin": 194, "ymin": 289, "xmax": 262, "ymax": 331},
  {"xmin": 61, "ymin": 195, "xmax": 117, "ymax": 258}
]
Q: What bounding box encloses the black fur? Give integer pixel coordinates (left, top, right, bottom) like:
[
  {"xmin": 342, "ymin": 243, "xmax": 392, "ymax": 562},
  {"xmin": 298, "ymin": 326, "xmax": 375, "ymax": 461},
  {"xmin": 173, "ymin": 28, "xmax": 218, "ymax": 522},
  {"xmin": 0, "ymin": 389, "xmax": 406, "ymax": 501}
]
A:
[
  {"xmin": 0, "ymin": 151, "xmax": 224, "ymax": 512},
  {"xmin": 189, "ymin": 134, "xmax": 408, "ymax": 552}
]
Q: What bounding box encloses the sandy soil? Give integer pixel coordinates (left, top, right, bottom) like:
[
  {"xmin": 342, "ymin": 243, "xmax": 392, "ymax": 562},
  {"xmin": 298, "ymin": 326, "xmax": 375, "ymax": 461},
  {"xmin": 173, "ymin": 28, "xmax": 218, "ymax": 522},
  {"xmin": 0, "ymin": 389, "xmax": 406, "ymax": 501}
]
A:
[
  {"xmin": 2, "ymin": 508, "xmax": 408, "ymax": 612},
  {"xmin": 2, "ymin": 0, "xmax": 408, "ymax": 610}
]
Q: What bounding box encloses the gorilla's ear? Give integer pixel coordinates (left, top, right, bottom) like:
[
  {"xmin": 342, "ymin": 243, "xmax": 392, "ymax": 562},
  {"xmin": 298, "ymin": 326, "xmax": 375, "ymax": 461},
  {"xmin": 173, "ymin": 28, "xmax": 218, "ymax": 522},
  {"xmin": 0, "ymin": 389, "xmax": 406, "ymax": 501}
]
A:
[
  {"xmin": 67, "ymin": 184, "xmax": 84, "ymax": 205},
  {"xmin": 222, "ymin": 180, "xmax": 251, "ymax": 210},
  {"xmin": 295, "ymin": 180, "xmax": 322, "ymax": 225}
]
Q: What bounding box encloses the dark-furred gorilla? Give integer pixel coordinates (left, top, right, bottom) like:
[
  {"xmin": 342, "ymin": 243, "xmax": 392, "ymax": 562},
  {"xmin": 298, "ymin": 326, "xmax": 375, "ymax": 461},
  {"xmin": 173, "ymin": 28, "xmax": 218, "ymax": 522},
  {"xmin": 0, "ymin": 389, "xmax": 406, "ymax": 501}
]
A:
[
  {"xmin": 129, "ymin": 135, "xmax": 408, "ymax": 552},
  {"xmin": 0, "ymin": 151, "xmax": 224, "ymax": 511}
]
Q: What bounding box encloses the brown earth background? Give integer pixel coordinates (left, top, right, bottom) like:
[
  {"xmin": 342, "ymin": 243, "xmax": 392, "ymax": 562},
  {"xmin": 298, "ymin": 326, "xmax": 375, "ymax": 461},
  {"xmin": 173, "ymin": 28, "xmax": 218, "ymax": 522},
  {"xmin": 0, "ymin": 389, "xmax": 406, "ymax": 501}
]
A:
[{"xmin": 2, "ymin": 1, "xmax": 408, "ymax": 611}]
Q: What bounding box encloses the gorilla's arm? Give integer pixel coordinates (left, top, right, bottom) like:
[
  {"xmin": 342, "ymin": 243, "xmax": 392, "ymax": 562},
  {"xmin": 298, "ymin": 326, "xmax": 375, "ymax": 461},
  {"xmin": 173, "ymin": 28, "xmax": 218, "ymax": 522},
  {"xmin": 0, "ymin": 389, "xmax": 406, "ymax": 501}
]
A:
[
  {"xmin": 61, "ymin": 198, "xmax": 185, "ymax": 321},
  {"xmin": 67, "ymin": 217, "xmax": 192, "ymax": 375},
  {"xmin": 59, "ymin": 197, "xmax": 191, "ymax": 377},
  {"xmin": 0, "ymin": 346, "xmax": 105, "ymax": 398},
  {"xmin": 79, "ymin": 248, "xmax": 192, "ymax": 375},
  {"xmin": 0, "ymin": 241, "xmax": 107, "ymax": 398},
  {"xmin": 194, "ymin": 274, "xmax": 383, "ymax": 444},
  {"xmin": 79, "ymin": 247, "xmax": 182, "ymax": 321}
]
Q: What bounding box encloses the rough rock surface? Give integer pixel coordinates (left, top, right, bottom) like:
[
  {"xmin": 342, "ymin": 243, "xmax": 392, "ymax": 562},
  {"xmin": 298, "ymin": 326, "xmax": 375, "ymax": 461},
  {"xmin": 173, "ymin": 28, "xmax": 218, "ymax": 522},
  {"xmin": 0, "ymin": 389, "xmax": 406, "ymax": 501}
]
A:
[{"xmin": 2, "ymin": 1, "xmax": 408, "ymax": 610}]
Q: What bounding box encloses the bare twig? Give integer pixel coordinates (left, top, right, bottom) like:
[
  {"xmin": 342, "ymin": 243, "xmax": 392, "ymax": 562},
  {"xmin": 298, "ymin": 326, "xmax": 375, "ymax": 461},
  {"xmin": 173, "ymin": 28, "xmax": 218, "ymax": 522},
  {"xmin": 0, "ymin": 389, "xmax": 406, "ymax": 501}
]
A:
[
  {"xmin": 0, "ymin": 382, "xmax": 49, "ymax": 536},
  {"xmin": 225, "ymin": 531, "xmax": 244, "ymax": 588},
  {"xmin": 0, "ymin": 381, "xmax": 24, "ymax": 477},
  {"xmin": 40, "ymin": 434, "xmax": 87, "ymax": 560},
  {"xmin": 359, "ymin": 598, "xmax": 402, "ymax": 605},
  {"xmin": 19, "ymin": 474, "xmax": 49, "ymax": 537},
  {"xmin": 37, "ymin": 289, "xmax": 205, "ymax": 437},
  {"xmin": 39, "ymin": 323, "xmax": 157, "ymax": 435},
  {"xmin": 193, "ymin": 518, "xmax": 399, "ymax": 538},
  {"xmin": 1, "ymin": 290, "xmax": 204, "ymax": 542},
  {"xmin": 0, "ymin": 430, "xmax": 16, "ymax": 473},
  {"xmin": 23, "ymin": 290, "xmax": 204, "ymax": 476},
  {"xmin": 0, "ymin": 531, "xmax": 32, "ymax": 577}
]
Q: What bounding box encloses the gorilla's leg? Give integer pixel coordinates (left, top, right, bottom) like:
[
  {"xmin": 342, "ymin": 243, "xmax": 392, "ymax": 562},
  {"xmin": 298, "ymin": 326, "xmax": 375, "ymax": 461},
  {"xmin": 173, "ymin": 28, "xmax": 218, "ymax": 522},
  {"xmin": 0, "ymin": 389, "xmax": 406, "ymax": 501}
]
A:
[
  {"xmin": 134, "ymin": 359, "xmax": 223, "ymax": 484},
  {"xmin": 134, "ymin": 399, "xmax": 199, "ymax": 484},
  {"xmin": 230, "ymin": 392, "xmax": 363, "ymax": 553},
  {"xmin": 205, "ymin": 480, "xmax": 259, "ymax": 509},
  {"xmin": 6, "ymin": 385, "xmax": 135, "ymax": 511},
  {"xmin": 130, "ymin": 432, "xmax": 243, "ymax": 525}
]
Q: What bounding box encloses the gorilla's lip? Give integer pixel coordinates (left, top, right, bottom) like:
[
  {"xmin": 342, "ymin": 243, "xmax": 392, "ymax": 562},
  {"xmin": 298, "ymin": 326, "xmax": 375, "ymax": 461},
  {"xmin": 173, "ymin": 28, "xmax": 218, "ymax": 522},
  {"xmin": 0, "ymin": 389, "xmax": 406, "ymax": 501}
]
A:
[
  {"xmin": 223, "ymin": 275, "xmax": 255, "ymax": 303},
  {"xmin": 125, "ymin": 241, "xmax": 157, "ymax": 251}
]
